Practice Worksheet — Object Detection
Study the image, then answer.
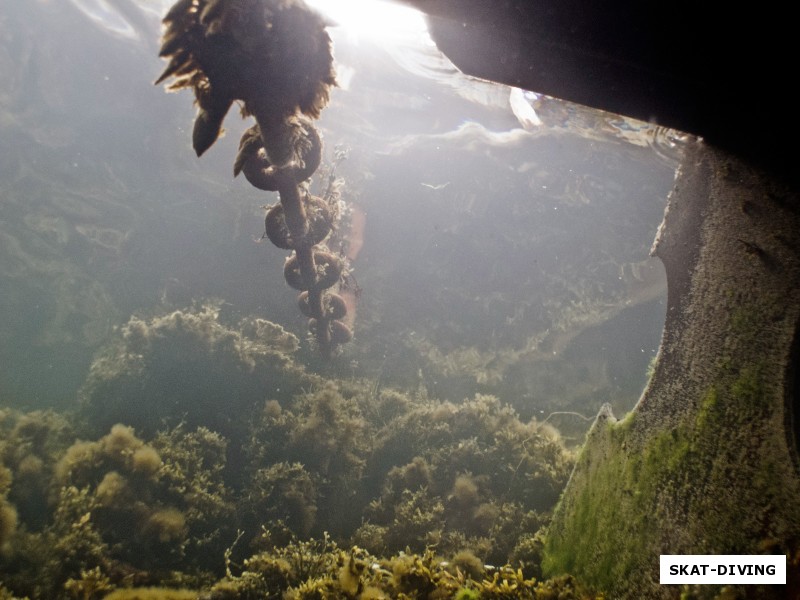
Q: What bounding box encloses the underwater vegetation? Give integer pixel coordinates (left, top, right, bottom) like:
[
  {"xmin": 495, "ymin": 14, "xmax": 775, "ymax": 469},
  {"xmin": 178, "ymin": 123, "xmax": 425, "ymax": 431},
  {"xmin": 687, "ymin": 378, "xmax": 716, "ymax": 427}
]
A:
[
  {"xmin": 198, "ymin": 535, "xmax": 598, "ymax": 600},
  {"xmin": 78, "ymin": 302, "xmax": 314, "ymax": 439},
  {"xmin": 0, "ymin": 303, "xmax": 587, "ymax": 598}
]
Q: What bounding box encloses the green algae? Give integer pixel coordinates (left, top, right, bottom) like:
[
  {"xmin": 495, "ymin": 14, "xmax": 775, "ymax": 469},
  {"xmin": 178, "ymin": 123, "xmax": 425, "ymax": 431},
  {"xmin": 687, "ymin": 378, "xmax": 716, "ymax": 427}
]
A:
[
  {"xmin": 542, "ymin": 139, "xmax": 800, "ymax": 599},
  {"xmin": 0, "ymin": 309, "xmax": 585, "ymax": 598},
  {"xmin": 542, "ymin": 410, "xmax": 677, "ymax": 590},
  {"xmin": 543, "ymin": 363, "xmax": 800, "ymax": 598}
]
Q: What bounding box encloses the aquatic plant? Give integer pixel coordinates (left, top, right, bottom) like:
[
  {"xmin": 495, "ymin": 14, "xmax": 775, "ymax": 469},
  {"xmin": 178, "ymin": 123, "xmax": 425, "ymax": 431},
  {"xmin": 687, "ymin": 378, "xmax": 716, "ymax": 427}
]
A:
[
  {"xmin": 102, "ymin": 589, "xmax": 200, "ymax": 600},
  {"xmin": 0, "ymin": 467, "xmax": 17, "ymax": 555},
  {"xmin": 385, "ymin": 488, "xmax": 446, "ymax": 551},
  {"xmin": 64, "ymin": 566, "xmax": 113, "ymax": 600},
  {"xmin": 244, "ymin": 462, "xmax": 318, "ymax": 542},
  {"xmin": 450, "ymin": 550, "xmax": 486, "ymax": 580},
  {"xmin": 78, "ymin": 303, "xmax": 315, "ymax": 438},
  {"xmin": 0, "ymin": 354, "xmax": 578, "ymax": 598},
  {"xmin": 0, "ymin": 409, "xmax": 76, "ymax": 529},
  {"xmin": 151, "ymin": 425, "xmax": 235, "ymax": 570},
  {"xmin": 242, "ymin": 382, "xmax": 374, "ymax": 540},
  {"xmin": 0, "ymin": 411, "xmax": 245, "ymax": 597},
  {"xmin": 0, "ymin": 410, "xmax": 100, "ymax": 597},
  {"xmin": 509, "ymin": 530, "xmax": 547, "ymax": 580},
  {"xmin": 24, "ymin": 485, "xmax": 111, "ymax": 599},
  {"xmin": 49, "ymin": 425, "xmax": 187, "ymax": 571},
  {"xmin": 0, "ymin": 584, "xmax": 26, "ymax": 600},
  {"xmin": 356, "ymin": 393, "xmax": 573, "ymax": 560},
  {"xmin": 215, "ymin": 538, "xmax": 603, "ymax": 599},
  {"xmin": 454, "ymin": 588, "xmax": 480, "ymax": 600}
]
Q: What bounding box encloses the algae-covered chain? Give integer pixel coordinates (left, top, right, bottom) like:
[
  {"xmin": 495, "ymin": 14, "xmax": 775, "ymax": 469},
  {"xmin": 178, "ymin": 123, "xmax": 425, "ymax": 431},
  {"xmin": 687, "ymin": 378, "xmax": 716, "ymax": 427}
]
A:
[{"xmin": 156, "ymin": 0, "xmax": 352, "ymax": 357}]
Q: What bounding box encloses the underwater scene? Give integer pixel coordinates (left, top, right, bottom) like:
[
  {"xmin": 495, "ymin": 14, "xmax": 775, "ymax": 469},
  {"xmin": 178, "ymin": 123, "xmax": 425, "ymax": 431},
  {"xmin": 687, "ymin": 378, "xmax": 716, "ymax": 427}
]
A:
[{"xmin": 0, "ymin": 0, "xmax": 729, "ymax": 598}]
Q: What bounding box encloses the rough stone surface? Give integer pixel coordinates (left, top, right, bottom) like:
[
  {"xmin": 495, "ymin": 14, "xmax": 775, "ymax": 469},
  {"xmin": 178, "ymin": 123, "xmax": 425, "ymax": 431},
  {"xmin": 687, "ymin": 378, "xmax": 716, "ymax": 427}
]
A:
[{"xmin": 543, "ymin": 138, "xmax": 800, "ymax": 599}]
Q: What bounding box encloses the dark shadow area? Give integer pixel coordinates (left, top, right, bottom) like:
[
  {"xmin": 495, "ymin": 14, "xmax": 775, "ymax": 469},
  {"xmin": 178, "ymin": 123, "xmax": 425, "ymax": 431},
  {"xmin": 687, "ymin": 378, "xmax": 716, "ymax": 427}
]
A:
[{"xmin": 788, "ymin": 321, "xmax": 800, "ymax": 475}]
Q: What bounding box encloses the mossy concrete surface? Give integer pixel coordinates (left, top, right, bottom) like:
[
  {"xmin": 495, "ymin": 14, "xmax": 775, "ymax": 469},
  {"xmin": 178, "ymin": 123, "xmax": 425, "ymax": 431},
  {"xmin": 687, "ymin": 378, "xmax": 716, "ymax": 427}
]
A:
[{"xmin": 543, "ymin": 138, "xmax": 800, "ymax": 599}]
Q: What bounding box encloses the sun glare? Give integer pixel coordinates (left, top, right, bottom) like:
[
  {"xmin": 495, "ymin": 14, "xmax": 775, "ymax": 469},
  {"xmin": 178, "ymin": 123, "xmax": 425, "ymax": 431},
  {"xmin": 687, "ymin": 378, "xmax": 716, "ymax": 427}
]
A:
[{"xmin": 305, "ymin": 0, "xmax": 430, "ymax": 45}]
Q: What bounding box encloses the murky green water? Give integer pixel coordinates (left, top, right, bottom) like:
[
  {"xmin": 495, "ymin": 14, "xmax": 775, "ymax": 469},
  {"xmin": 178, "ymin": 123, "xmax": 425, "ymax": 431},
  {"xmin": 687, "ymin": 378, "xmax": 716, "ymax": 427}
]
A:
[{"xmin": 0, "ymin": 1, "xmax": 683, "ymax": 597}]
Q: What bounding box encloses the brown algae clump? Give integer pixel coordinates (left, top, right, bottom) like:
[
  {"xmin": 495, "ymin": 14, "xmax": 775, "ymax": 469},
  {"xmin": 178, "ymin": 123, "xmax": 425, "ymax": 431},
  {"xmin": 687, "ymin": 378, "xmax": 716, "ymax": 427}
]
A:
[
  {"xmin": 79, "ymin": 303, "xmax": 312, "ymax": 438},
  {"xmin": 0, "ymin": 366, "xmax": 580, "ymax": 597}
]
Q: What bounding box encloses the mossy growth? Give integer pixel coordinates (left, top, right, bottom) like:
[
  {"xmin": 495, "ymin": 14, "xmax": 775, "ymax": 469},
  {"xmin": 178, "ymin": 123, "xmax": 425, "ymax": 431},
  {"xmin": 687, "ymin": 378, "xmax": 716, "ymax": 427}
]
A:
[
  {"xmin": 242, "ymin": 385, "xmax": 573, "ymax": 564},
  {"xmin": 0, "ymin": 584, "xmax": 27, "ymax": 600},
  {"xmin": 353, "ymin": 393, "xmax": 571, "ymax": 564},
  {"xmin": 102, "ymin": 589, "xmax": 199, "ymax": 600},
  {"xmin": 0, "ymin": 331, "xmax": 580, "ymax": 598},
  {"xmin": 50, "ymin": 424, "xmax": 204, "ymax": 569},
  {"xmin": 0, "ymin": 410, "xmax": 233, "ymax": 598},
  {"xmin": 544, "ymin": 360, "xmax": 800, "ymax": 598},
  {"xmin": 0, "ymin": 408, "xmax": 76, "ymax": 529},
  {"xmin": 78, "ymin": 303, "xmax": 317, "ymax": 440},
  {"xmin": 542, "ymin": 409, "xmax": 667, "ymax": 590}
]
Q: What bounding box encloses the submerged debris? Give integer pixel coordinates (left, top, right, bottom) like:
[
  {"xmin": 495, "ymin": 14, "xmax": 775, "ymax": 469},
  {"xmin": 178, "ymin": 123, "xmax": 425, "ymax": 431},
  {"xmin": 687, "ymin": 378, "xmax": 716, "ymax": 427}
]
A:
[{"xmin": 156, "ymin": 0, "xmax": 355, "ymax": 358}]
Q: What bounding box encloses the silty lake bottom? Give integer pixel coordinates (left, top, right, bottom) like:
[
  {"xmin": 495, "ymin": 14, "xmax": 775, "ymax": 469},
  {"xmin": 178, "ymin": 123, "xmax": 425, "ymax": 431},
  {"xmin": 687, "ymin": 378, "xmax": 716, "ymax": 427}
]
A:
[{"xmin": 1, "ymin": 0, "xmax": 685, "ymax": 598}]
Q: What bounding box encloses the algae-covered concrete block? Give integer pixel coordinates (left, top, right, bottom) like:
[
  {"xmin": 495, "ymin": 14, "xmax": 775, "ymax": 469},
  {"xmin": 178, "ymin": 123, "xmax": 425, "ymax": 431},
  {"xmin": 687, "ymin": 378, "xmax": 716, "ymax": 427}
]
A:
[{"xmin": 544, "ymin": 138, "xmax": 800, "ymax": 599}]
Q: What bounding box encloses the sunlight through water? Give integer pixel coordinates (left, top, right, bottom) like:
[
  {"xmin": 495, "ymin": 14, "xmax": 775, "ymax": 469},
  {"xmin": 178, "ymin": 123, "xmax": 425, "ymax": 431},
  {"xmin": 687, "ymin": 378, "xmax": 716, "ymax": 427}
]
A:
[{"xmin": 305, "ymin": 0, "xmax": 431, "ymax": 45}]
